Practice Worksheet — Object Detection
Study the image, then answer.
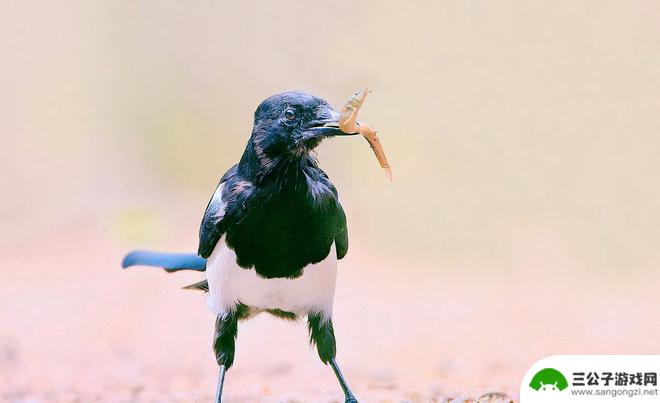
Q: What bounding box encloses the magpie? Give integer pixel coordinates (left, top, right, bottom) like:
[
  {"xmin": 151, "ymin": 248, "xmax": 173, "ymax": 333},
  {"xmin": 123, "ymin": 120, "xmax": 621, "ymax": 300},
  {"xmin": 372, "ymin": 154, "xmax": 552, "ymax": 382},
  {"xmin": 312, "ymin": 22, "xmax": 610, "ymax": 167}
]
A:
[{"xmin": 122, "ymin": 91, "xmax": 362, "ymax": 402}]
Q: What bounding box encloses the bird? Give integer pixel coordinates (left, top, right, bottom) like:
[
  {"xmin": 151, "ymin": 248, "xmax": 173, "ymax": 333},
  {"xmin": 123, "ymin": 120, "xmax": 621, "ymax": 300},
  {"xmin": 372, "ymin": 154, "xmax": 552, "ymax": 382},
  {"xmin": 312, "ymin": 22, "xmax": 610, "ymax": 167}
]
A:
[{"xmin": 122, "ymin": 91, "xmax": 362, "ymax": 402}]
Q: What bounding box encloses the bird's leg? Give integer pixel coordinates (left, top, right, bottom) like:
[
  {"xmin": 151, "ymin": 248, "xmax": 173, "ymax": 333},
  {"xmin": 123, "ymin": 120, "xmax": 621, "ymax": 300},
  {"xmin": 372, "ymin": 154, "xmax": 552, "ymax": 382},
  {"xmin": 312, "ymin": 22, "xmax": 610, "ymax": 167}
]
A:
[
  {"xmin": 308, "ymin": 313, "xmax": 358, "ymax": 403},
  {"xmin": 212, "ymin": 306, "xmax": 246, "ymax": 403},
  {"xmin": 330, "ymin": 358, "xmax": 357, "ymax": 403},
  {"xmin": 214, "ymin": 365, "xmax": 226, "ymax": 403}
]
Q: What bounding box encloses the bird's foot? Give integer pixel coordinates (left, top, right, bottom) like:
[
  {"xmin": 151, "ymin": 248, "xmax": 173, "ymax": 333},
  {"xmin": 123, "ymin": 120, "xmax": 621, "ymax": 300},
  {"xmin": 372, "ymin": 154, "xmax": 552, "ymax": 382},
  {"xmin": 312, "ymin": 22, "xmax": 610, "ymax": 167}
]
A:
[{"xmin": 345, "ymin": 396, "xmax": 358, "ymax": 403}]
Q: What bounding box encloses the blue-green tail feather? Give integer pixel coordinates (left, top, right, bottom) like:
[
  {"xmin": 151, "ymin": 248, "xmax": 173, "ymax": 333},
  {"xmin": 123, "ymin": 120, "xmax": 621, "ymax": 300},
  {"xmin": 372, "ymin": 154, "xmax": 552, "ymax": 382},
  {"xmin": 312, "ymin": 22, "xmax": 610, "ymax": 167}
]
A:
[{"xmin": 122, "ymin": 250, "xmax": 207, "ymax": 272}]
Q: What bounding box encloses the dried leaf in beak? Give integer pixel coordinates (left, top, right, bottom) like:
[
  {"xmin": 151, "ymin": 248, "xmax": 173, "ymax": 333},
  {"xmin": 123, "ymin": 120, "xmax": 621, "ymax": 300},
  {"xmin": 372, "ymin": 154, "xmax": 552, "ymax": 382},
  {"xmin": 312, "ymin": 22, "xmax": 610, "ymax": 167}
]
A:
[
  {"xmin": 359, "ymin": 124, "xmax": 392, "ymax": 182},
  {"xmin": 338, "ymin": 88, "xmax": 392, "ymax": 181},
  {"xmin": 339, "ymin": 88, "xmax": 371, "ymax": 134}
]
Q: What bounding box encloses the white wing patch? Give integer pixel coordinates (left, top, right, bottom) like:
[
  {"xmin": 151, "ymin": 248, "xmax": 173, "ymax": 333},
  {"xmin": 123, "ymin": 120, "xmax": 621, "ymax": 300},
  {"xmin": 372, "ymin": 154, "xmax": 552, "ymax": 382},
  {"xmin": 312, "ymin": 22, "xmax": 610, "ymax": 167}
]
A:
[{"xmin": 210, "ymin": 182, "xmax": 227, "ymax": 222}]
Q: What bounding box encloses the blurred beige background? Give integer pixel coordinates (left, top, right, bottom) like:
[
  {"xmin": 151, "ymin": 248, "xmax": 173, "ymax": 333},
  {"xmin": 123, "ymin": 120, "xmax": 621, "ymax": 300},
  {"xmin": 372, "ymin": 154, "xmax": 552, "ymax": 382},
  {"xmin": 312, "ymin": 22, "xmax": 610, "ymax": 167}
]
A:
[{"xmin": 1, "ymin": 1, "xmax": 659, "ymax": 402}]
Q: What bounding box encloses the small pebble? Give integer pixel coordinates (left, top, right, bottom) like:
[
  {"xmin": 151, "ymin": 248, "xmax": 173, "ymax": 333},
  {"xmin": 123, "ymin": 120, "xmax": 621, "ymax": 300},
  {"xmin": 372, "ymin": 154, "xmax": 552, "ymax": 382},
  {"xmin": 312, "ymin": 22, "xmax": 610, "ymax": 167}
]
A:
[{"xmin": 478, "ymin": 392, "xmax": 514, "ymax": 403}]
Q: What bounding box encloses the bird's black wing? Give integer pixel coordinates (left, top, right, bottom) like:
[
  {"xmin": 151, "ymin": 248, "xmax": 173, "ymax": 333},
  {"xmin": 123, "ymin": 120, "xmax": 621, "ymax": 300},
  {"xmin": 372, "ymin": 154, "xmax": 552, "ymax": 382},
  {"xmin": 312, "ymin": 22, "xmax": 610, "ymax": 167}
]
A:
[
  {"xmin": 198, "ymin": 165, "xmax": 242, "ymax": 258},
  {"xmin": 319, "ymin": 168, "xmax": 349, "ymax": 260},
  {"xmin": 335, "ymin": 202, "xmax": 349, "ymax": 260}
]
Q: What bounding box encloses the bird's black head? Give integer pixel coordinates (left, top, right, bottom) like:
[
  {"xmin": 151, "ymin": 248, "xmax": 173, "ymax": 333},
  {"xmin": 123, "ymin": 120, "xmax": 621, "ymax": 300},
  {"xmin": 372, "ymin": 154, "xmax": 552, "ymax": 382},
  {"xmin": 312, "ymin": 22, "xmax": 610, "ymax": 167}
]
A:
[{"xmin": 248, "ymin": 91, "xmax": 354, "ymax": 167}]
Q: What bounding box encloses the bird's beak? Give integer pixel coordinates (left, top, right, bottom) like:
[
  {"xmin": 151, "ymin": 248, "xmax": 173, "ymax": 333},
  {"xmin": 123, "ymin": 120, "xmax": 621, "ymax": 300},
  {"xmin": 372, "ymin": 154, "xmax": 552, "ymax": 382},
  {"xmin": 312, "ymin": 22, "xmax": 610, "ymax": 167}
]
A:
[{"xmin": 308, "ymin": 109, "xmax": 359, "ymax": 137}]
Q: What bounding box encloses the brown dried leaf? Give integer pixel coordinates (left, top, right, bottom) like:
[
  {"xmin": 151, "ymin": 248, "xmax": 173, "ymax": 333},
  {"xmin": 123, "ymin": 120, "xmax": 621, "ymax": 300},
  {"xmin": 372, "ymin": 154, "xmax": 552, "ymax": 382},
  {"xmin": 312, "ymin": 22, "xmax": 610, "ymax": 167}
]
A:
[{"xmin": 338, "ymin": 88, "xmax": 392, "ymax": 181}]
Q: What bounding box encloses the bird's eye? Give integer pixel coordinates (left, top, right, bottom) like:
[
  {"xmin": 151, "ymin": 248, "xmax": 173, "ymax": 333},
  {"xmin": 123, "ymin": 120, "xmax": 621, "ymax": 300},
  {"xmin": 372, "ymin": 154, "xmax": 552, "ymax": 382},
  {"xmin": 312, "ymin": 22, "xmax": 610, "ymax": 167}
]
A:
[{"xmin": 284, "ymin": 108, "xmax": 296, "ymax": 121}]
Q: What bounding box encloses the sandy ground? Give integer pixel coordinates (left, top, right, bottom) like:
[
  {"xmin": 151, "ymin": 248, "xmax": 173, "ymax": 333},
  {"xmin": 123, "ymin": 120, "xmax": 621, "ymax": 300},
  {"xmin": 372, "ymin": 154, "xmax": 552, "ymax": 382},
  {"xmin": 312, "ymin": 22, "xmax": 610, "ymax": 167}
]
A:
[{"xmin": 2, "ymin": 221, "xmax": 659, "ymax": 403}]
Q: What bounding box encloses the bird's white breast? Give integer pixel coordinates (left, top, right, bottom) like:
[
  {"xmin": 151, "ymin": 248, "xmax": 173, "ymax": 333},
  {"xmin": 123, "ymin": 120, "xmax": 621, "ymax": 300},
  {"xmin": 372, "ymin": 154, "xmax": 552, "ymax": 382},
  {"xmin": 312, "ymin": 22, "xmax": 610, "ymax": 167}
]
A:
[{"xmin": 205, "ymin": 238, "xmax": 337, "ymax": 319}]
